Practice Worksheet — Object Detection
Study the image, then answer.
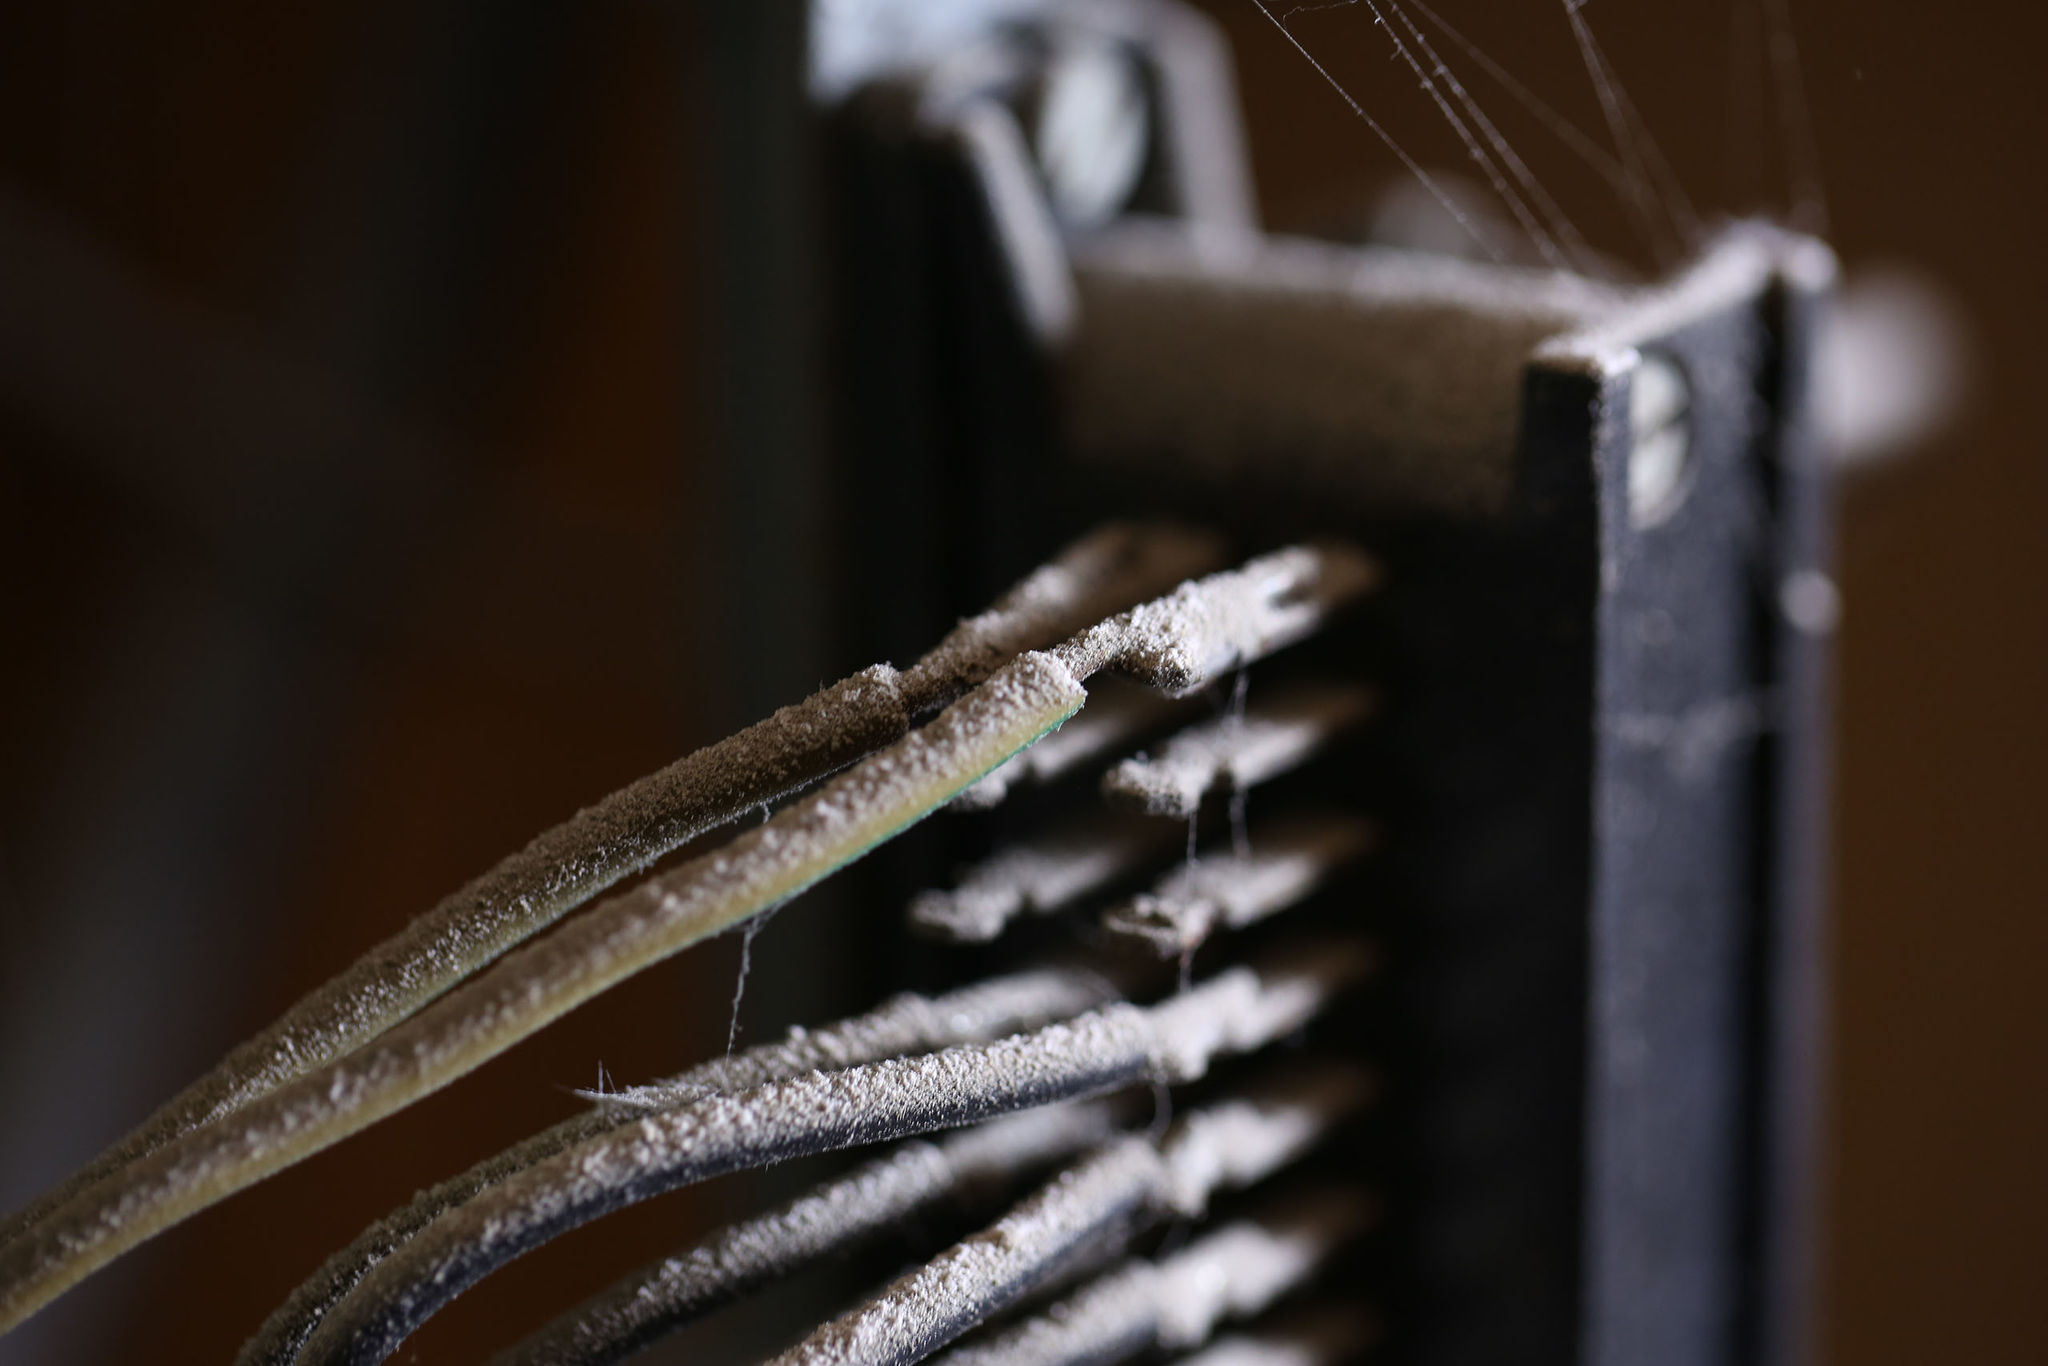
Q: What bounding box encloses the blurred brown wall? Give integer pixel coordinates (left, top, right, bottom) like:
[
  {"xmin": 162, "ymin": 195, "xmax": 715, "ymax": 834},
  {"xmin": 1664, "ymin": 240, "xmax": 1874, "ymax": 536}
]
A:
[
  {"xmin": 0, "ymin": 2, "xmax": 2041, "ymax": 1363},
  {"xmin": 0, "ymin": 4, "xmax": 741, "ymax": 1362}
]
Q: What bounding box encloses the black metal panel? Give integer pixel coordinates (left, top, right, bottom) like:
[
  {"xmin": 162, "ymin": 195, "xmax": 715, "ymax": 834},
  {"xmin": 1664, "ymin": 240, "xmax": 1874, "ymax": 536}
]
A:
[
  {"xmin": 1344, "ymin": 363, "xmax": 1604, "ymax": 1366},
  {"xmin": 1580, "ymin": 311, "xmax": 1774, "ymax": 1366},
  {"xmin": 813, "ymin": 18, "xmax": 1831, "ymax": 1366},
  {"xmin": 1747, "ymin": 271, "xmax": 1835, "ymax": 1366}
]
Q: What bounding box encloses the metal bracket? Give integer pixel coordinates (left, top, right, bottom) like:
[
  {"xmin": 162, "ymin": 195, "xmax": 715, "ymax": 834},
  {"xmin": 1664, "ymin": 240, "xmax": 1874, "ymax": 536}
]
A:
[{"xmin": 814, "ymin": 7, "xmax": 1835, "ymax": 1365}]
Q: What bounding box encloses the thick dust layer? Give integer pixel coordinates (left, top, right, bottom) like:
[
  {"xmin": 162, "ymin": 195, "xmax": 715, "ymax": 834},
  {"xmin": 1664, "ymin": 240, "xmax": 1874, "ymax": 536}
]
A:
[
  {"xmin": 1101, "ymin": 816, "xmax": 1375, "ymax": 958},
  {"xmin": 292, "ymin": 941, "xmax": 1372, "ymax": 1366},
  {"xmin": 0, "ymin": 523, "xmax": 1212, "ymax": 1260},
  {"xmin": 495, "ymin": 1104, "xmax": 1117, "ymax": 1366},
  {"xmin": 238, "ymin": 969, "xmax": 1116, "ymax": 1366},
  {"xmin": 1100, "ymin": 682, "xmax": 1375, "ymax": 819}
]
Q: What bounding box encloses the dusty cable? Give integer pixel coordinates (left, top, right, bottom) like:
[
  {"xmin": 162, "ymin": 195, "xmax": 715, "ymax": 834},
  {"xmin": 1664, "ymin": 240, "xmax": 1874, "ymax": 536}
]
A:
[
  {"xmin": 764, "ymin": 1066, "xmax": 1374, "ymax": 1366},
  {"xmin": 0, "ymin": 523, "xmax": 1220, "ymax": 1252},
  {"xmin": 237, "ymin": 968, "xmax": 1119, "ymax": 1366},
  {"xmin": 0, "ymin": 651, "xmax": 1080, "ymax": 1331},
  {"xmin": 0, "ymin": 543, "xmax": 1372, "ymax": 1334},
  {"xmin": 289, "ymin": 941, "xmax": 1375, "ymax": 1366},
  {"xmin": 953, "ymin": 681, "xmax": 1196, "ymax": 810},
  {"xmin": 486, "ymin": 1104, "xmax": 1122, "ymax": 1366},
  {"xmin": 1051, "ymin": 545, "xmax": 1376, "ymax": 696}
]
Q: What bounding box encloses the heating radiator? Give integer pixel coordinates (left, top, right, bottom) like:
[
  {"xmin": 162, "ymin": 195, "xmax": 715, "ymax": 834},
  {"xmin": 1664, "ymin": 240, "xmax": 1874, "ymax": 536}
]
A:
[{"xmin": 0, "ymin": 6, "xmax": 1848, "ymax": 1366}]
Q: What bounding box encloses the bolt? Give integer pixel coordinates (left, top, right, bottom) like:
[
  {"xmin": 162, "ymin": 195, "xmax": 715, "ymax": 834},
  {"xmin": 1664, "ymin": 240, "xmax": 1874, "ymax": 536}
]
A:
[
  {"xmin": 1628, "ymin": 351, "xmax": 1693, "ymax": 529},
  {"xmin": 1029, "ymin": 36, "xmax": 1150, "ymax": 230}
]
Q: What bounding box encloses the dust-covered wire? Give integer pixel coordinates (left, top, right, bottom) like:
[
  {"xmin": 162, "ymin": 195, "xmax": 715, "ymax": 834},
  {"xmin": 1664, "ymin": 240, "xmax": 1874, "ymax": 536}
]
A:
[
  {"xmin": 953, "ymin": 681, "xmax": 1197, "ymax": 810},
  {"xmin": 484, "ymin": 1104, "xmax": 1123, "ymax": 1366},
  {"xmin": 0, "ymin": 545, "xmax": 1373, "ymax": 1336},
  {"xmin": 290, "ymin": 941, "xmax": 1375, "ymax": 1366},
  {"xmin": 0, "ymin": 523, "xmax": 1221, "ymax": 1253},
  {"xmin": 762, "ymin": 1066, "xmax": 1375, "ymax": 1366},
  {"xmin": 237, "ymin": 968, "xmax": 1122, "ymax": 1366}
]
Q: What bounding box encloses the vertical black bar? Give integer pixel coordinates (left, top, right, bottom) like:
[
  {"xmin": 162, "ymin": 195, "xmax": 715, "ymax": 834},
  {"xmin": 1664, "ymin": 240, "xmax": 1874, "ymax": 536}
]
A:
[
  {"xmin": 1749, "ymin": 262, "xmax": 1836, "ymax": 1366},
  {"xmin": 1372, "ymin": 361, "xmax": 1603, "ymax": 1366},
  {"xmin": 1582, "ymin": 304, "xmax": 1775, "ymax": 1366}
]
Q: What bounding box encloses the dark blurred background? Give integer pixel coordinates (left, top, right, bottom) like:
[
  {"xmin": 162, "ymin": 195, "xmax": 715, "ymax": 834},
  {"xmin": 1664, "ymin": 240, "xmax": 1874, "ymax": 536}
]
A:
[{"xmin": 0, "ymin": 2, "xmax": 2039, "ymax": 1363}]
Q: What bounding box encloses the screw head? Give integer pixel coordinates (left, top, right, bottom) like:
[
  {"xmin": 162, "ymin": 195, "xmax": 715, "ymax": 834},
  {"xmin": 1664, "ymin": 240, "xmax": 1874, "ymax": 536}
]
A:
[
  {"xmin": 1628, "ymin": 352, "xmax": 1694, "ymax": 529},
  {"xmin": 1029, "ymin": 37, "xmax": 1150, "ymax": 230}
]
